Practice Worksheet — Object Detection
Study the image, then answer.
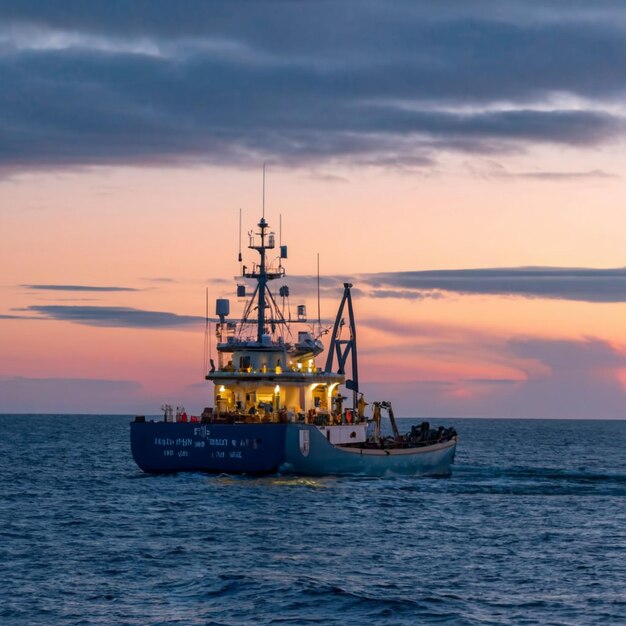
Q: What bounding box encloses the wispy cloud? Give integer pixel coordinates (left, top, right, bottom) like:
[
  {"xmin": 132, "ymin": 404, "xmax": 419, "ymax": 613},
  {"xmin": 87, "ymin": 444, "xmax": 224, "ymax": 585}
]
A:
[
  {"xmin": 141, "ymin": 277, "xmax": 175, "ymax": 283},
  {"xmin": 515, "ymin": 169, "xmax": 618, "ymax": 181},
  {"xmin": 22, "ymin": 305, "xmax": 205, "ymax": 328},
  {"xmin": 0, "ymin": 314, "xmax": 30, "ymax": 320},
  {"xmin": 368, "ymin": 289, "xmax": 444, "ymax": 301},
  {"xmin": 470, "ymin": 161, "xmax": 620, "ymax": 181}
]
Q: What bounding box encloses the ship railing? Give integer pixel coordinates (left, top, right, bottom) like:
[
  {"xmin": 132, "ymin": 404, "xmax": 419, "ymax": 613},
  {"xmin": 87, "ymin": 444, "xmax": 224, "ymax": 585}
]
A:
[{"xmin": 215, "ymin": 365, "xmax": 321, "ymax": 374}]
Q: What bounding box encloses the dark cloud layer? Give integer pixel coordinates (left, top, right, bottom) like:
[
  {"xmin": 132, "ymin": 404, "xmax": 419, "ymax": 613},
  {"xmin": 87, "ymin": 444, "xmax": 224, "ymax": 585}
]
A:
[
  {"xmin": 21, "ymin": 284, "xmax": 139, "ymax": 292},
  {"xmin": 24, "ymin": 305, "xmax": 204, "ymax": 328},
  {"xmin": 360, "ymin": 267, "xmax": 626, "ymax": 303},
  {"xmin": 283, "ymin": 267, "xmax": 626, "ymax": 304},
  {"xmin": 1, "ymin": 1, "xmax": 625, "ymax": 171}
]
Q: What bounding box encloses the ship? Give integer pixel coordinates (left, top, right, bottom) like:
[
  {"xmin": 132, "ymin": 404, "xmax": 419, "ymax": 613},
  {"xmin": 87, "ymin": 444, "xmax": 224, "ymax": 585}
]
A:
[{"xmin": 130, "ymin": 212, "xmax": 457, "ymax": 476}]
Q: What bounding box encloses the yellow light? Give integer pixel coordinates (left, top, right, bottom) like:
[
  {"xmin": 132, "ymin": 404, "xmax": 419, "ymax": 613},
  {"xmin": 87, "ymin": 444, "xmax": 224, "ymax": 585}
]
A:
[
  {"xmin": 219, "ymin": 385, "xmax": 226, "ymax": 392},
  {"xmin": 274, "ymin": 385, "xmax": 280, "ymax": 394}
]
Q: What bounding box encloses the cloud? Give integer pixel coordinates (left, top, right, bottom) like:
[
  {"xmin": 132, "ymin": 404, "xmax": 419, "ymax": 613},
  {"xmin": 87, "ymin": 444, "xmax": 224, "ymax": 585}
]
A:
[
  {"xmin": 207, "ymin": 278, "xmax": 234, "ymax": 285},
  {"xmin": 496, "ymin": 337, "xmax": 626, "ymax": 418},
  {"xmin": 356, "ymin": 317, "xmax": 523, "ymax": 382},
  {"xmin": 474, "ymin": 162, "xmax": 620, "ymax": 181},
  {"xmin": 509, "ymin": 336, "xmax": 626, "ymax": 371},
  {"xmin": 361, "ymin": 334, "xmax": 626, "ymax": 418},
  {"xmin": 368, "ymin": 289, "xmax": 443, "ymax": 300},
  {"xmin": 280, "ymin": 267, "xmax": 626, "ymax": 304},
  {"xmin": 463, "ymin": 378, "xmax": 522, "ymax": 385},
  {"xmin": 234, "ymin": 274, "xmax": 355, "ymax": 302},
  {"xmin": 21, "ymin": 284, "xmax": 139, "ymax": 292},
  {"xmin": 0, "ymin": 376, "xmax": 143, "ymax": 413},
  {"xmin": 1, "ymin": 2, "xmax": 626, "ymax": 171},
  {"xmin": 515, "ymin": 169, "xmax": 618, "ymax": 181},
  {"xmin": 22, "ymin": 305, "xmax": 204, "ymax": 328},
  {"xmin": 358, "ymin": 267, "xmax": 626, "ymax": 303},
  {"xmin": 141, "ymin": 277, "xmax": 175, "ymax": 283}
]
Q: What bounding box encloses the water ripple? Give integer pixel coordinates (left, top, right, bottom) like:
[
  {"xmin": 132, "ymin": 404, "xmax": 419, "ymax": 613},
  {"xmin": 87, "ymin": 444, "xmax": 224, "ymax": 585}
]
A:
[{"xmin": 0, "ymin": 415, "xmax": 624, "ymax": 626}]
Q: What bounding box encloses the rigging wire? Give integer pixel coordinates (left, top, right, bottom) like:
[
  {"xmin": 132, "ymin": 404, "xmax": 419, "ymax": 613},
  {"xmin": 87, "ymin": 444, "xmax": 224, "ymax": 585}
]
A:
[
  {"xmin": 203, "ymin": 287, "xmax": 209, "ymax": 377},
  {"xmin": 317, "ymin": 252, "xmax": 321, "ymax": 338},
  {"xmin": 238, "ymin": 208, "xmax": 242, "ymax": 263}
]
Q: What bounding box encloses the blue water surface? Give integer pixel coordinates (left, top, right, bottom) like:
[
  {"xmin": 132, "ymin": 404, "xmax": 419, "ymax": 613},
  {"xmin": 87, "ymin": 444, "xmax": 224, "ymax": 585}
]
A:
[{"xmin": 1, "ymin": 416, "xmax": 625, "ymax": 625}]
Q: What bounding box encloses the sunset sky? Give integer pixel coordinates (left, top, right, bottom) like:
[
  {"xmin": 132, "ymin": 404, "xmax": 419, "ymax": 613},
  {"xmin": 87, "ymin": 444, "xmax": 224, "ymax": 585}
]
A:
[{"xmin": 2, "ymin": 1, "xmax": 626, "ymax": 417}]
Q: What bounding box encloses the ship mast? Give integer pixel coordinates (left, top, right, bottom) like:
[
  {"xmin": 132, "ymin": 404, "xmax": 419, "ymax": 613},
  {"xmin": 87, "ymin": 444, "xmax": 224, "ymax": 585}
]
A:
[
  {"xmin": 256, "ymin": 217, "xmax": 268, "ymax": 342},
  {"xmin": 241, "ymin": 216, "xmax": 286, "ymax": 342}
]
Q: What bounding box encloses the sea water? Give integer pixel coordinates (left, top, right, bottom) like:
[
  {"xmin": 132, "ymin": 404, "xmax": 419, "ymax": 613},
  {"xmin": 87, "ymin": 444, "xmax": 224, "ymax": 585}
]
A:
[{"xmin": 1, "ymin": 416, "xmax": 624, "ymax": 625}]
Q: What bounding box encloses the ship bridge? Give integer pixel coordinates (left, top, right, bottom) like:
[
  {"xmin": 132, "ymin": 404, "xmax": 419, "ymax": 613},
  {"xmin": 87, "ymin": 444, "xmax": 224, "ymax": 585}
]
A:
[{"xmin": 204, "ymin": 210, "xmax": 346, "ymax": 424}]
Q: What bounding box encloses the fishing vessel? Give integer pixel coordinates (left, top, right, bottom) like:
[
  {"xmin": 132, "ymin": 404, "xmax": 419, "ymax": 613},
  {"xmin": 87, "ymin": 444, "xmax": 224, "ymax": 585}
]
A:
[{"xmin": 130, "ymin": 212, "xmax": 457, "ymax": 476}]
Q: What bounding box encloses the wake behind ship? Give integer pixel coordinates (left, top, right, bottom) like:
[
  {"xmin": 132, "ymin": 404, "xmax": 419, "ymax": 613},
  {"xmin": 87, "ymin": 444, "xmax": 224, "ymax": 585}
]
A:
[{"xmin": 131, "ymin": 211, "xmax": 457, "ymax": 476}]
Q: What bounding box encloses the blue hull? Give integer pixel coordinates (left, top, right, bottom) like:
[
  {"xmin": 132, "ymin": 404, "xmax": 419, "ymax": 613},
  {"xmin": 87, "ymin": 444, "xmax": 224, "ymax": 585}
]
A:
[
  {"xmin": 130, "ymin": 421, "xmax": 287, "ymax": 474},
  {"xmin": 130, "ymin": 422, "xmax": 456, "ymax": 476},
  {"xmin": 282, "ymin": 424, "xmax": 457, "ymax": 476}
]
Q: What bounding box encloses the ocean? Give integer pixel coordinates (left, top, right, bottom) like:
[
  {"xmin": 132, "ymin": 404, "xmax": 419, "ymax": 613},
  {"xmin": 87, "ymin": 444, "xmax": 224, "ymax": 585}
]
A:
[{"xmin": 1, "ymin": 416, "xmax": 624, "ymax": 625}]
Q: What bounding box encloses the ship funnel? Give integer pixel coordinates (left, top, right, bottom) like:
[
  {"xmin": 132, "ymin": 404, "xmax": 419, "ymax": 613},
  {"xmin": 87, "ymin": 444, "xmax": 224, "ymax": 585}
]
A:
[
  {"xmin": 216, "ymin": 298, "xmax": 230, "ymax": 323},
  {"xmin": 237, "ymin": 284, "xmax": 246, "ymax": 298}
]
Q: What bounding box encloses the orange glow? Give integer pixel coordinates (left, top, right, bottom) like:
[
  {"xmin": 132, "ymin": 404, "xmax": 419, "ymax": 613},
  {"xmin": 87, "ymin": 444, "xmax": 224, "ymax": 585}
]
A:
[{"xmin": 3, "ymin": 163, "xmax": 626, "ymax": 416}]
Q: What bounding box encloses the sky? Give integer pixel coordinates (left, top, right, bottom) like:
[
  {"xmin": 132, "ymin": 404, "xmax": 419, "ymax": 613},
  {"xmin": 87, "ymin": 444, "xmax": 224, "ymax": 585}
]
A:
[{"xmin": 2, "ymin": 1, "xmax": 626, "ymax": 417}]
